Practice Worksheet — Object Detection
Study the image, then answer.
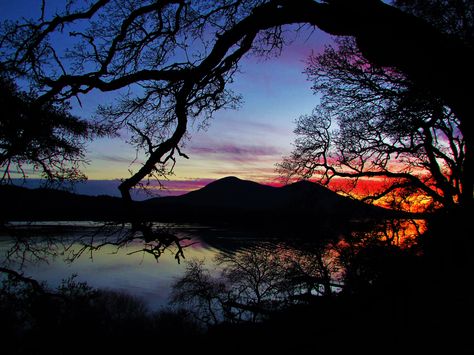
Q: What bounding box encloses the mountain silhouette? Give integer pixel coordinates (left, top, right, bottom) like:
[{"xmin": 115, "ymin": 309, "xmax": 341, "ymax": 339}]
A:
[
  {"xmin": 142, "ymin": 176, "xmax": 394, "ymax": 223},
  {"xmin": 1, "ymin": 177, "xmax": 397, "ymax": 222},
  {"xmin": 146, "ymin": 176, "xmax": 277, "ymax": 210}
]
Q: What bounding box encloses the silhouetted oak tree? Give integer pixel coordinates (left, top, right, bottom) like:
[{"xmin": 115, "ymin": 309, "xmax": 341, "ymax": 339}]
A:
[
  {"xmin": 278, "ymin": 38, "xmax": 466, "ymax": 211},
  {"xmin": 1, "ymin": 0, "xmax": 472, "ymax": 205},
  {"xmin": 0, "ymin": 74, "xmax": 103, "ymax": 183},
  {"xmin": 278, "ymin": 1, "xmax": 473, "ymax": 211}
]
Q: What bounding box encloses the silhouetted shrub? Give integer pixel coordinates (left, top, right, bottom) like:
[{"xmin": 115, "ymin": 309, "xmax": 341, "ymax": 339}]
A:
[{"xmin": 0, "ymin": 275, "xmax": 202, "ymax": 354}]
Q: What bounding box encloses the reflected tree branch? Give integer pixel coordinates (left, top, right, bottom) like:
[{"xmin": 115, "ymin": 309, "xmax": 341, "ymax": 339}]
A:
[{"xmin": 1, "ymin": 221, "xmax": 195, "ymax": 269}]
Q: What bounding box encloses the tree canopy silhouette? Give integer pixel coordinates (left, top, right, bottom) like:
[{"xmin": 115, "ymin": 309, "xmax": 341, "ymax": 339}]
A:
[
  {"xmin": 278, "ymin": 1, "xmax": 473, "ymax": 211},
  {"xmin": 1, "ymin": 0, "xmax": 472, "ymax": 205},
  {"xmin": 278, "ymin": 38, "xmax": 466, "ymax": 211},
  {"xmin": 0, "ymin": 73, "xmax": 103, "ymax": 183},
  {"xmin": 394, "ymin": 0, "xmax": 474, "ymax": 44}
]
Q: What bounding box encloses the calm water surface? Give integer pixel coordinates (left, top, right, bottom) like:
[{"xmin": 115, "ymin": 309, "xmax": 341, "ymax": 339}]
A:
[
  {"xmin": 0, "ymin": 219, "xmax": 424, "ymax": 310},
  {"xmin": 0, "ymin": 222, "xmax": 231, "ymax": 310}
]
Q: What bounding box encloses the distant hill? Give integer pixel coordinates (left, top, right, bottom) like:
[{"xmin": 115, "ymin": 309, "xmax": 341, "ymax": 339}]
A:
[
  {"xmin": 145, "ymin": 176, "xmax": 277, "ymax": 209},
  {"xmin": 1, "ymin": 177, "xmax": 398, "ymax": 223},
  {"xmin": 141, "ymin": 176, "xmax": 395, "ymax": 223},
  {"xmin": 0, "ymin": 184, "xmax": 128, "ymax": 221}
]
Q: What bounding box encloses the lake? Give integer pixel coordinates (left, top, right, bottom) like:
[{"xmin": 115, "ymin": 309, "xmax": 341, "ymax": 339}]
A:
[
  {"xmin": 0, "ymin": 219, "xmax": 424, "ymax": 311},
  {"xmin": 0, "ymin": 222, "xmax": 289, "ymax": 310},
  {"xmin": 0, "ymin": 222, "xmax": 235, "ymax": 310}
]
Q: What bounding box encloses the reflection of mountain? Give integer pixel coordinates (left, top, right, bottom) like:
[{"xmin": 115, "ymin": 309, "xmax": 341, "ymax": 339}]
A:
[{"xmin": 1, "ymin": 176, "xmax": 397, "ymax": 222}]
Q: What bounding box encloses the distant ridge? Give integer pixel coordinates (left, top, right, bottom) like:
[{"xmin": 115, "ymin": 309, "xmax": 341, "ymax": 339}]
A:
[
  {"xmin": 1, "ymin": 177, "xmax": 397, "ymax": 222},
  {"xmin": 0, "ymin": 184, "xmax": 128, "ymax": 221},
  {"xmin": 153, "ymin": 176, "xmax": 277, "ymax": 209},
  {"xmin": 142, "ymin": 176, "xmax": 395, "ymax": 222}
]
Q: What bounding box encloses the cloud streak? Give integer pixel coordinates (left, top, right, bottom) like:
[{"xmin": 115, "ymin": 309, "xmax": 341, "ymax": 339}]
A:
[
  {"xmin": 93, "ymin": 154, "xmax": 144, "ymax": 164},
  {"xmin": 189, "ymin": 144, "xmax": 279, "ymax": 157}
]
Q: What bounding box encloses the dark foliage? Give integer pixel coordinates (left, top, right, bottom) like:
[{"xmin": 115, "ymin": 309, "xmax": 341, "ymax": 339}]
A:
[
  {"xmin": 0, "ymin": 275, "xmax": 202, "ymax": 354},
  {"xmin": 0, "ymin": 74, "xmax": 104, "ymax": 184},
  {"xmin": 170, "ymin": 216, "xmax": 472, "ymax": 354},
  {"xmin": 394, "ymin": 0, "xmax": 474, "ymax": 44},
  {"xmin": 279, "ymin": 37, "xmax": 467, "ymax": 211}
]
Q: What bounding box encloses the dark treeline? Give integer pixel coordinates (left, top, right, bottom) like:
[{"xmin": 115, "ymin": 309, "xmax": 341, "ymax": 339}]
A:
[{"xmin": 0, "ymin": 275, "xmax": 202, "ymax": 354}]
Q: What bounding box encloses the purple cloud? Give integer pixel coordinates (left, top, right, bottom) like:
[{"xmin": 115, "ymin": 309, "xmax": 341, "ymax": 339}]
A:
[{"xmin": 189, "ymin": 143, "xmax": 280, "ymax": 157}]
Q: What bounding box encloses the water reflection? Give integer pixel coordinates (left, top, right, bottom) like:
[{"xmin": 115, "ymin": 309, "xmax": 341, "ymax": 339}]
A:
[
  {"xmin": 0, "ymin": 222, "xmax": 221, "ymax": 310},
  {"xmin": 0, "ymin": 218, "xmax": 426, "ymax": 312},
  {"xmin": 171, "ymin": 242, "xmax": 344, "ymax": 324}
]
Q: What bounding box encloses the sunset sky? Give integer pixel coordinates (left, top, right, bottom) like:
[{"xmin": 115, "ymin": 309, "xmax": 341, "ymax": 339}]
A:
[{"xmin": 1, "ymin": 1, "xmax": 334, "ymax": 197}]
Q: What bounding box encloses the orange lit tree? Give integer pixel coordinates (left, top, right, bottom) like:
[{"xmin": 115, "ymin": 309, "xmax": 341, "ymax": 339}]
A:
[{"xmin": 278, "ymin": 38, "xmax": 466, "ymax": 212}]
